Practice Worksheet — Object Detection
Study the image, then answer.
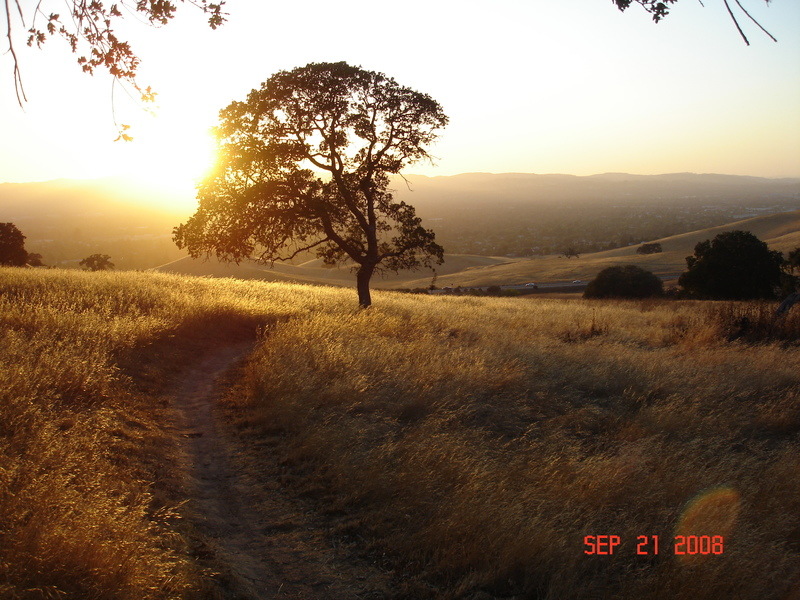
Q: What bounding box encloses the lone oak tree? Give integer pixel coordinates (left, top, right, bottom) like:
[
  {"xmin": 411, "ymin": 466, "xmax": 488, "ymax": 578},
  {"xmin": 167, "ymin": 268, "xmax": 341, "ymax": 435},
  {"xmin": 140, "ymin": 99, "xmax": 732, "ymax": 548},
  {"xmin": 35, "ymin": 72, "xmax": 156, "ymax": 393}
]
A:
[{"xmin": 173, "ymin": 62, "xmax": 447, "ymax": 308}]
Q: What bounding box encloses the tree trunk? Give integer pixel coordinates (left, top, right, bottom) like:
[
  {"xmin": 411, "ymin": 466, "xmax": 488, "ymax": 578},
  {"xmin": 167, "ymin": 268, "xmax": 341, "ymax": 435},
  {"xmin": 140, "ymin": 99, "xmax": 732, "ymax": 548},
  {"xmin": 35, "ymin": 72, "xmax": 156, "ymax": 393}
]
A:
[{"xmin": 356, "ymin": 264, "xmax": 375, "ymax": 308}]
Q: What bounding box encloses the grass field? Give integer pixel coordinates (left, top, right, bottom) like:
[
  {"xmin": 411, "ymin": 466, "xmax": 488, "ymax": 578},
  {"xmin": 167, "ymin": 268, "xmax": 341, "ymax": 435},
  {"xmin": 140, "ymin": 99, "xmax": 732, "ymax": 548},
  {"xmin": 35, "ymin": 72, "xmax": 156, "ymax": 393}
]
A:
[{"xmin": 2, "ymin": 267, "xmax": 799, "ymax": 599}]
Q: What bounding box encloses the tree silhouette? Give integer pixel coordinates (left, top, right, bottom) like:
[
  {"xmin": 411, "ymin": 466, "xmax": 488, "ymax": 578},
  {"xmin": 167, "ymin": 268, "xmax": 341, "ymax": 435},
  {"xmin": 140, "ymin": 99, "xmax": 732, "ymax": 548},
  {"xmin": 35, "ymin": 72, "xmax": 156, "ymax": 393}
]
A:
[
  {"xmin": 0, "ymin": 222, "xmax": 29, "ymax": 266},
  {"xmin": 79, "ymin": 253, "xmax": 115, "ymax": 271},
  {"xmin": 678, "ymin": 230, "xmax": 783, "ymax": 299},
  {"xmin": 174, "ymin": 62, "xmax": 447, "ymax": 307},
  {"xmin": 3, "ymin": 0, "xmax": 225, "ymax": 112}
]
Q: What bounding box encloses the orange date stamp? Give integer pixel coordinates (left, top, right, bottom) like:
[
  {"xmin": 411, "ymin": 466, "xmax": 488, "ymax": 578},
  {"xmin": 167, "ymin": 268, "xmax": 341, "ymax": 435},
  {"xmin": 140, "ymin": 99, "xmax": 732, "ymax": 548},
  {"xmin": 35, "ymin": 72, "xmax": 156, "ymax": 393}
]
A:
[{"xmin": 584, "ymin": 535, "xmax": 725, "ymax": 556}]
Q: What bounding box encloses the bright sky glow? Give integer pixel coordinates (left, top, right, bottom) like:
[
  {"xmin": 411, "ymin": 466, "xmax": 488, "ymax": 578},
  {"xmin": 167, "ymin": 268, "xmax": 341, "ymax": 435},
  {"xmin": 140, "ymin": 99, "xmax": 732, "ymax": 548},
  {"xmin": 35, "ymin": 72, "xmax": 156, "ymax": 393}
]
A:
[{"xmin": 1, "ymin": 0, "xmax": 799, "ymax": 208}]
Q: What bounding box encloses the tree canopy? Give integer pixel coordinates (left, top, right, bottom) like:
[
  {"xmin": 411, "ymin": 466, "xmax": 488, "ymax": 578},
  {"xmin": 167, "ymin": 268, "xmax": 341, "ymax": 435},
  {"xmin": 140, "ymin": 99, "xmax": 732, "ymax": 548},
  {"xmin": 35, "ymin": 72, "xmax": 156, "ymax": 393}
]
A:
[
  {"xmin": 584, "ymin": 265, "xmax": 664, "ymax": 299},
  {"xmin": 678, "ymin": 230, "xmax": 783, "ymax": 299},
  {"xmin": 173, "ymin": 61, "xmax": 448, "ymax": 307},
  {"xmin": 0, "ymin": 222, "xmax": 29, "ymax": 266}
]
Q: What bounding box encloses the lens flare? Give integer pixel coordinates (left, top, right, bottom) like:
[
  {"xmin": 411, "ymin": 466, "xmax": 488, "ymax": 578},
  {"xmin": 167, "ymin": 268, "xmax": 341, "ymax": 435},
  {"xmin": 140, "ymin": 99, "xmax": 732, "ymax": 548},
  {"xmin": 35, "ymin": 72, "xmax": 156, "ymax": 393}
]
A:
[{"xmin": 675, "ymin": 486, "xmax": 741, "ymax": 564}]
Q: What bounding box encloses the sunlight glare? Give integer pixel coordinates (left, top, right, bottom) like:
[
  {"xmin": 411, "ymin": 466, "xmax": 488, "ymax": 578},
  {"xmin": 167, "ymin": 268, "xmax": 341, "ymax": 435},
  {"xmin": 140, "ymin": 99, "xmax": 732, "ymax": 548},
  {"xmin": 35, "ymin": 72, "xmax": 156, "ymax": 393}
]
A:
[{"xmin": 115, "ymin": 112, "xmax": 218, "ymax": 212}]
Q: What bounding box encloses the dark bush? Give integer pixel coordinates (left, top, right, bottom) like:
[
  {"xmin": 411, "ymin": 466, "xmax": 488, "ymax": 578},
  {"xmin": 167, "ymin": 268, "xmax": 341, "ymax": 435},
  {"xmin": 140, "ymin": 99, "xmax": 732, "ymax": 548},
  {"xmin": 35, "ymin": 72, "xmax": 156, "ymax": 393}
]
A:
[
  {"xmin": 584, "ymin": 265, "xmax": 664, "ymax": 299},
  {"xmin": 636, "ymin": 242, "xmax": 662, "ymax": 255},
  {"xmin": 678, "ymin": 230, "xmax": 783, "ymax": 300}
]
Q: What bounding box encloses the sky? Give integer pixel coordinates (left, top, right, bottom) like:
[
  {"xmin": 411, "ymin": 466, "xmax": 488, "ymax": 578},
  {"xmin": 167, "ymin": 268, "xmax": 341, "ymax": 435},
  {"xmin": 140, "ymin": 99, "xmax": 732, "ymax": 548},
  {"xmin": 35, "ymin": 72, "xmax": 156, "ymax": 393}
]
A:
[{"xmin": 1, "ymin": 0, "xmax": 799, "ymax": 209}]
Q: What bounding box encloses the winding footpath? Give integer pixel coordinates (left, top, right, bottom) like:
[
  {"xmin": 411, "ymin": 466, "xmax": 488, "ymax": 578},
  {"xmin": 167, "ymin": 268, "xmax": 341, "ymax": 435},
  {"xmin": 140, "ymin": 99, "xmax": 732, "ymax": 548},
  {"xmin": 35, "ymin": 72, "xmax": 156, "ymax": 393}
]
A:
[{"xmin": 171, "ymin": 341, "xmax": 392, "ymax": 600}]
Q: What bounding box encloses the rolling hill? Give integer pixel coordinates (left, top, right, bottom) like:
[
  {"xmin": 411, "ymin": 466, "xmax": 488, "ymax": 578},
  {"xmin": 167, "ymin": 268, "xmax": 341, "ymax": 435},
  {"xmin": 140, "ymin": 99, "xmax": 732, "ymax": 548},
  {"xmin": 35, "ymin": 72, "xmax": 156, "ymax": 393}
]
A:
[
  {"xmin": 398, "ymin": 209, "xmax": 800, "ymax": 288},
  {"xmin": 153, "ymin": 209, "xmax": 800, "ymax": 290},
  {"xmin": 154, "ymin": 252, "xmax": 511, "ymax": 287}
]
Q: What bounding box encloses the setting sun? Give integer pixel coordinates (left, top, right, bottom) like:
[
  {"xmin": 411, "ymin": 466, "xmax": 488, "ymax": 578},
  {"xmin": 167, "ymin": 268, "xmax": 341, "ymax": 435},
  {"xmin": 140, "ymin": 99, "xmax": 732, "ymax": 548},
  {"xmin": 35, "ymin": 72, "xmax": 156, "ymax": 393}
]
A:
[{"xmin": 111, "ymin": 111, "xmax": 218, "ymax": 211}]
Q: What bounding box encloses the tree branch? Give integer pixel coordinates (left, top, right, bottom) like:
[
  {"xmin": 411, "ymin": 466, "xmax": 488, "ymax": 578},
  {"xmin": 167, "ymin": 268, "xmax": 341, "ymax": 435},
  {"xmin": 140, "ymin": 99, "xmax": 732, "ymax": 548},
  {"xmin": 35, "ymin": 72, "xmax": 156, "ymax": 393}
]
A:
[
  {"xmin": 5, "ymin": 0, "xmax": 27, "ymax": 104},
  {"xmin": 733, "ymin": 0, "xmax": 777, "ymax": 42},
  {"xmin": 262, "ymin": 237, "xmax": 331, "ymax": 263},
  {"xmin": 723, "ymin": 0, "xmax": 750, "ymax": 45}
]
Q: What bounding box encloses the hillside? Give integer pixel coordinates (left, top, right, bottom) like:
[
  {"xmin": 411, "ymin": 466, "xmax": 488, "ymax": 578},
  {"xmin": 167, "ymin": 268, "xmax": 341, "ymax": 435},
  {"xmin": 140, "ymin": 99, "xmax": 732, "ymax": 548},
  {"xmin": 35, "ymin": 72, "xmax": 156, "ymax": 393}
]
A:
[
  {"xmin": 1, "ymin": 267, "xmax": 798, "ymax": 600},
  {"xmin": 398, "ymin": 209, "xmax": 800, "ymax": 288},
  {"xmin": 0, "ymin": 178, "xmax": 191, "ymax": 269},
  {"xmin": 154, "ymin": 252, "xmax": 510, "ymax": 287},
  {"xmin": 154, "ymin": 209, "xmax": 800, "ymax": 290}
]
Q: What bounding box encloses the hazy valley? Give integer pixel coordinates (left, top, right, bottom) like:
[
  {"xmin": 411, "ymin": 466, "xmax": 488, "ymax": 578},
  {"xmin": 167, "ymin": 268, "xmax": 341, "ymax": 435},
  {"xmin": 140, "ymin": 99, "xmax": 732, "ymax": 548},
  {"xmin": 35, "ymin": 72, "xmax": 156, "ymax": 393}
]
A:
[{"xmin": 4, "ymin": 172, "xmax": 799, "ymax": 290}]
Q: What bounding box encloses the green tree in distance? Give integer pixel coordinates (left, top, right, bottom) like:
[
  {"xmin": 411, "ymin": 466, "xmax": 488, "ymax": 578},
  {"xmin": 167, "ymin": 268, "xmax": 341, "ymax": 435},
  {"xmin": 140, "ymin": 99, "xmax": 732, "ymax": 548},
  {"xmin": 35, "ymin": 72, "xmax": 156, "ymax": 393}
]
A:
[
  {"xmin": 678, "ymin": 230, "xmax": 783, "ymax": 299},
  {"xmin": 174, "ymin": 62, "xmax": 448, "ymax": 308},
  {"xmin": 0, "ymin": 222, "xmax": 29, "ymax": 266},
  {"xmin": 80, "ymin": 253, "xmax": 115, "ymax": 271}
]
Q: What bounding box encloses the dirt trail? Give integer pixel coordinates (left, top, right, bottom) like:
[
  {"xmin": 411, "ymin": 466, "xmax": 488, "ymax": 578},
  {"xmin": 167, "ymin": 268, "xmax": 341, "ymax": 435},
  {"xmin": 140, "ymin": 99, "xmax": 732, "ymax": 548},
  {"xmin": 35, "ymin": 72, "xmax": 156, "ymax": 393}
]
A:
[{"xmin": 172, "ymin": 342, "xmax": 393, "ymax": 600}]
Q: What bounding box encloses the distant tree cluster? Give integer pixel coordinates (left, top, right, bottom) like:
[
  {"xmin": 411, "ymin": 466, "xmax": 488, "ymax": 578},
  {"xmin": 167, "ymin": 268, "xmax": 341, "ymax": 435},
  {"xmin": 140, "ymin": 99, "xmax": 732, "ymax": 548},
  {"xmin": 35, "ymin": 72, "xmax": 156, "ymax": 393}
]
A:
[
  {"xmin": 636, "ymin": 242, "xmax": 663, "ymax": 255},
  {"xmin": 584, "ymin": 265, "xmax": 664, "ymax": 299}
]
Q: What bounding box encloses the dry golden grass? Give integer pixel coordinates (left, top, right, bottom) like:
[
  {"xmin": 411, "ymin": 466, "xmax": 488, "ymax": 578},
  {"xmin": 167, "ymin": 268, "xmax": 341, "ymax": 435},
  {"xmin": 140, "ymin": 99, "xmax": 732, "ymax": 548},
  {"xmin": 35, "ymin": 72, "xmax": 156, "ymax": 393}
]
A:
[
  {"xmin": 3, "ymin": 267, "xmax": 798, "ymax": 599},
  {"xmin": 238, "ymin": 292, "xmax": 800, "ymax": 599}
]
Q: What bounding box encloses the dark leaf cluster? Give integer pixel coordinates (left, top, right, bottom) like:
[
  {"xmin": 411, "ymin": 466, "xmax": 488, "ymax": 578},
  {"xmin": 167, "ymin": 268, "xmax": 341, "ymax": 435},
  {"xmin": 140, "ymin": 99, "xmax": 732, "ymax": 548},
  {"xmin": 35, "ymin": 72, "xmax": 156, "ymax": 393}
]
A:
[{"xmin": 613, "ymin": 0, "xmax": 678, "ymax": 22}]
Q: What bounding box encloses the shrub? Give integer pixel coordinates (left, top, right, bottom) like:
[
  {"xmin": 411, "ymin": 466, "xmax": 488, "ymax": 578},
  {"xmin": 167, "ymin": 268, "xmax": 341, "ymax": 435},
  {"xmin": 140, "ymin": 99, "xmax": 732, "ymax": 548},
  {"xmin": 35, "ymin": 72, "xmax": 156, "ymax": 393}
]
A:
[
  {"xmin": 636, "ymin": 242, "xmax": 662, "ymax": 255},
  {"xmin": 678, "ymin": 230, "xmax": 783, "ymax": 299},
  {"xmin": 584, "ymin": 265, "xmax": 664, "ymax": 299}
]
